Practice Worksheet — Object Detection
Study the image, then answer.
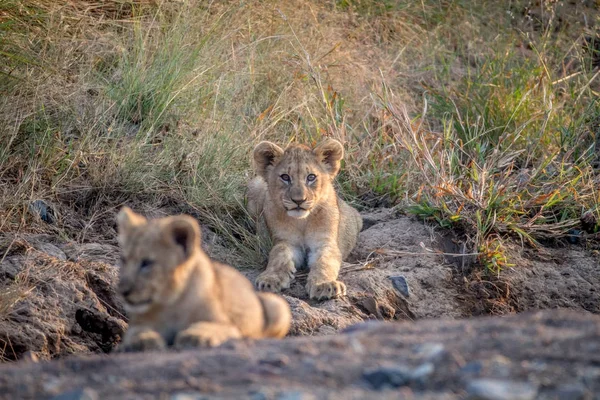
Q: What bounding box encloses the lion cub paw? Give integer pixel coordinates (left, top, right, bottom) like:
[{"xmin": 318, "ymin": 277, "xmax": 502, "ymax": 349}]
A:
[
  {"xmin": 118, "ymin": 330, "xmax": 166, "ymax": 353},
  {"xmin": 174, "ymin": 324, "xmax": 241, "ymax": 349},
  {"xmin": 307, "ymin": 280, "xmax": 347, "ymax": 301},
  {"xmin": 255, "ymin": 271, "xmax": 293, "ymax": 293}
]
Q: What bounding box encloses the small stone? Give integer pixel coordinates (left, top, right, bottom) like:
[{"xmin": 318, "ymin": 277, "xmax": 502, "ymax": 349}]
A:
[
  {"xmin": 50, "ymin": 388, "xmax": 98, "ymax": 400},
  {"xmin": 413, "ymin": 343, "xmax": 445, "ymax": 362},
  {"xmin": 567, "ymin": 229, "xmax": 581, "ymax": 244},
  {"xmin": 466, "ymin": 379, "xmax": 538, "ymax": 400},
  {"xmin": 32, "ymin": 242, "xmax": 67, "ymax": 260},
  {"xmin": 551, "ymin": 383, "xmax": 588, "ymax": 400},
  {"xmin": 259, "ymin": 355, "xmax": 289, "ymax": 368},
  {"xmin": 460, "ymin": 361, "xmax": 483, "ymax": 376},
  {"xmin": 363, "ymin": 363, "xmax": 434, "ymax": 390},
  {"xmin": 248, "ymin": 390, "xmax": 268, "ymax": 400},
  {"xmin": 171, "ymin": 393, "xmax": 208, "ymax": 400},
  {"xmin": 341, "ymin": 320, "xmax": 384, "ymax": 334},
  {"xmin": 42, "ymin": 378, "xmax": 63, "ymax": 394},
  {"xmin": 29, "ymin": 200, "xmax": 56, "ymax": 224},
  {"xmin": 363, "ymin": 366, "xmax": 411, "ymax": 389},
  {"xmin": 276, "ymin": 391, "xmax": 315, "ymax": 400},
  {"xmin": 488, "ymin": 355, "xmax": 512, "ymax": 379},
  {"xmin": 410, "ymin": 363, "xmax": 434, "ymax": 385},
  {"xmin": 389, "ymin": 276, "xmax": 410, "ymax": 297}
]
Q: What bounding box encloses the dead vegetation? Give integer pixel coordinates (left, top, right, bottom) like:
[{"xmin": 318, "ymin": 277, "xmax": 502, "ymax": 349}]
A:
[{"xmin": 0, "ymin": 0, "xmax": 599, "ymax": 343}]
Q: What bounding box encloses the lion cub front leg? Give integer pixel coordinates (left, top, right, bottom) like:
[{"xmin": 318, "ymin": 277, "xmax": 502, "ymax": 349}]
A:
[
  {"xmin": 174, "ymin": 322, "xmax": 242, "ymax": 349},
  {"xmin": 255, "ymin": 242, "xmax": 297, "ymax": 293},
  {"xmin": 306, "ymin": 244, "xmax": 346, "ymax": 301},
  {"xmin": 118, "ymin": 326, "xmax": 166, "ymax": 353}
]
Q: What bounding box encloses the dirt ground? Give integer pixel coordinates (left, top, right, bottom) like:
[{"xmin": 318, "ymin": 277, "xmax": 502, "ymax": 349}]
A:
[
  {"xmin": 1, "ymin": 309, "xmax": 599, "ymax": 399},
  {"xmin": 1, "ymin": 209, "xmax": 599, "ymax": 363}
]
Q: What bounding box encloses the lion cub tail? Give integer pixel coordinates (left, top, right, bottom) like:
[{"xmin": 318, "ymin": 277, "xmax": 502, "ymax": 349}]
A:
[{"xmin": 257, "ymin": 292, "xmax": 291, "ymax": 338}]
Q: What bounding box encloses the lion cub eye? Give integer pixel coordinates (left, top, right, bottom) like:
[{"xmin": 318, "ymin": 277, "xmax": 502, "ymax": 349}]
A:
[
  {"xmin": 280, "ymin": 174, "xmax": 291, "ymax": 183},
  {"xmin": 139, "ymin": 259, "xmax": 154, "ymax": 271},
  {"xmin": 307, "ymin": 174, "xmax": 317, "ymax": 182}
]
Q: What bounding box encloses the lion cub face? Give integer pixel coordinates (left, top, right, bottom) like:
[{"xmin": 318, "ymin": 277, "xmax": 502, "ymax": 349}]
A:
[
  {"xmin": 116, "ymin": 207, "xmax": 201, "ymax": 314},
  {"xmin": 253, "ymin": 139, "xmax": 344, "ymax": 219}
]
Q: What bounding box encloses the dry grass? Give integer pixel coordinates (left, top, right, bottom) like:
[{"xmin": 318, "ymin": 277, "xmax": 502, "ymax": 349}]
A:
[{"xmin": 0, "ymin": 0, "xmax": 598, "ymax": 271}]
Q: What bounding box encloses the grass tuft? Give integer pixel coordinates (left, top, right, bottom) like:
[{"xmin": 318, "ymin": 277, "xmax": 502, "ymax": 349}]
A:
[{"xmin": 0, "ymin": 0, "xmax": 598, "ymax": 271}]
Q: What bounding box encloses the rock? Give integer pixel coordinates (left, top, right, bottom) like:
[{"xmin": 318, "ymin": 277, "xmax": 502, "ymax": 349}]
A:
[
  {"xmin": 0, "ymin": 310, "xmax": 598, "ymax": 399},
  {"xmin": 488, "ymin": 355, "xmax": 512, "ymax": 379},
  {"xmin": 550, "ymin": 383, "xmax": 588, "ymax": 400},
  {"xmin": 460, "ymin": 361, "xmax": 483, "ymax": 376},
  {"xmin": 362, "ymin": 363, "xmax": 434, "ymax": 390},
  {"xmin": 413, "ymin": 342, "xmax": 445, "ymax": 362},
  {"xmin": 31, "ymin": 242, "xmax": 67, "ymax": 261},
  {"xmin": 50, "ymin": 388, "xmax": 98, "ymax": 400},
  {"xmin": 363, "ymin": 366, "xmax": 412, "ymax": 389},
  {"xmin": 389, "ymin": 275, "xmax": 410, "ymax": 297},
  {"xmin": 465, "ymin": 379, "xmax": 538, "ymax": 400},
  {"xmin": 248, "ymin": 391, "xmax": 269, "ymax": 400},
  {"xmin": 171, "ymin": 393, "xmax": 210, "ymax": 400},
  {"xmin": 567, "ymin": 229, "xmax": 581, "ymax": 244},
  {"xmin": 29, "ymin": 199, "xmax": 56, "ymax": 224},
  {"xmin": 62, "ymin": 242, "xmax": 120, "ymax": 265},
  {"xmin": 341, "ymin": 320, "xmax": 385, "ymax": 334},
  {"xmin": 410, "ymin": 363, "xmax": 435, "ymax": 385},
  {"xmin": 276, "ymin": 391, "xmax": 315, "ymax": 400}
]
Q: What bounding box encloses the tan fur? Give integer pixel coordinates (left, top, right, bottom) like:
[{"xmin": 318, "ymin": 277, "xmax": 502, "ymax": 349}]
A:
[
  {"xmin": 247, "ymin": 139, "xmax": 363, "ymax": 300},
  {"xmin": 115, "ymin": 207, "xmax": 291, "ymax": 352}
]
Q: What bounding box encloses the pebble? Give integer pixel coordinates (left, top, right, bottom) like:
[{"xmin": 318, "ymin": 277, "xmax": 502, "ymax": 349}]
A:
[
  {"xmin": 465, "ymin": 379, "xmax": 538, "ymax": 400},
  {"xmin": 389, "ymin": 275, "xmax": 410, "ymax": 297},
  {"xmin": 410, "ymin": 363, "xmax": 434, "ymax": 385},
  {"xmin": 248, "ymin": 391, "xmax": 268, "ymax": 400},
  {"xmin": 276, "ymin": 391, "xmax": 315, "ymax": 400},
  {"xmin": 567, "ymin": 229, "xmax": 581, "ymax": 244},
  {"xmin": 363, "ymin": 363, "xmax": 434, "ymax": 390},
  {"xmin": 363, "ymin": 366, "xmax": 411, "ymax": 389},
  {"xmin": 413, "ymin": 342, "xmax": 445, "ymax": 361},
  {"xmin": 171, "ymin": 393, "xmax": 209, "ymax": 400},
  {"xmin": 460, "ymin": 361, "xmax": 483, "ymax": 376},
  {"xmin": 550, "ymin": 383, "xmax": 588, "ymax": 400},
  {"xmin": 29, "ymin": 199, "xmax": 56, "ymax": 224},
  {"xmin": 488, "ymin": 355, "xmax": 512, "ymax": 379},
  {"xmin": 32, "ymin": 242, "xmax": 67, "ymax": 260},
  {"xmin": 50, "ymin": 388, "xmax": 98, "ymax": 400},
  {"xmin": 340, "ymin": 320, "xmax": 384, "ymax": 334}
]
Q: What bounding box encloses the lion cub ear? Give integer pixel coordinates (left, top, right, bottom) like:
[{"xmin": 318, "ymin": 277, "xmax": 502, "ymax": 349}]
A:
[
  {"xmin": 117, "ymin": 207, "xmax": 147, "ymax": 245},
  {"xmin": 253, "ymin": 141, "xmax": 284, "ymax": 179},
  {"xmin": 313, "ymin": 139, "xmax": 344, "ymax": 177},
  {"xmin": 162, "ymin": 215, "xmax": 202, "ymax": 259}
]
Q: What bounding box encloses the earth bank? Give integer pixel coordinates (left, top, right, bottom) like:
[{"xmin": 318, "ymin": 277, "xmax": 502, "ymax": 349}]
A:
[{"xmin": 1, "ymin": 209, "xmax": 598, "ymax": 361}]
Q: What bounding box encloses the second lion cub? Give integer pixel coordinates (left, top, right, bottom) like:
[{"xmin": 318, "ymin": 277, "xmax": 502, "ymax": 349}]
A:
[
  {"xmin": 247, "ymin": 139, "xmax": 363, "ymax": 301},
  {"xmin": 116, "ymin": 207, "xmax": 291, "ymax": 352}
]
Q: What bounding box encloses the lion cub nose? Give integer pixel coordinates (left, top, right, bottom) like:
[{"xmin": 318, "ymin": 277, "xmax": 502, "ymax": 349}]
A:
[
  {"xmin": 119, "ymin": 282, "xmax": 133, "ymax": 298},
  {"xmin": 292, "ymin": 198, "xmax": 306, "ymax": 206}
]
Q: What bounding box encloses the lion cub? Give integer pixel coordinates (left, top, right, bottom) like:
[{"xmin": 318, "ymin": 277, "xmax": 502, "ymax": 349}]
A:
[
  {"xmin": 247, "ymin": 139, "xmax": 363, "ymax": 301},
  {"xmin": 115, "ymin": 207, "xmax": 291, "ymax": 352}
]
